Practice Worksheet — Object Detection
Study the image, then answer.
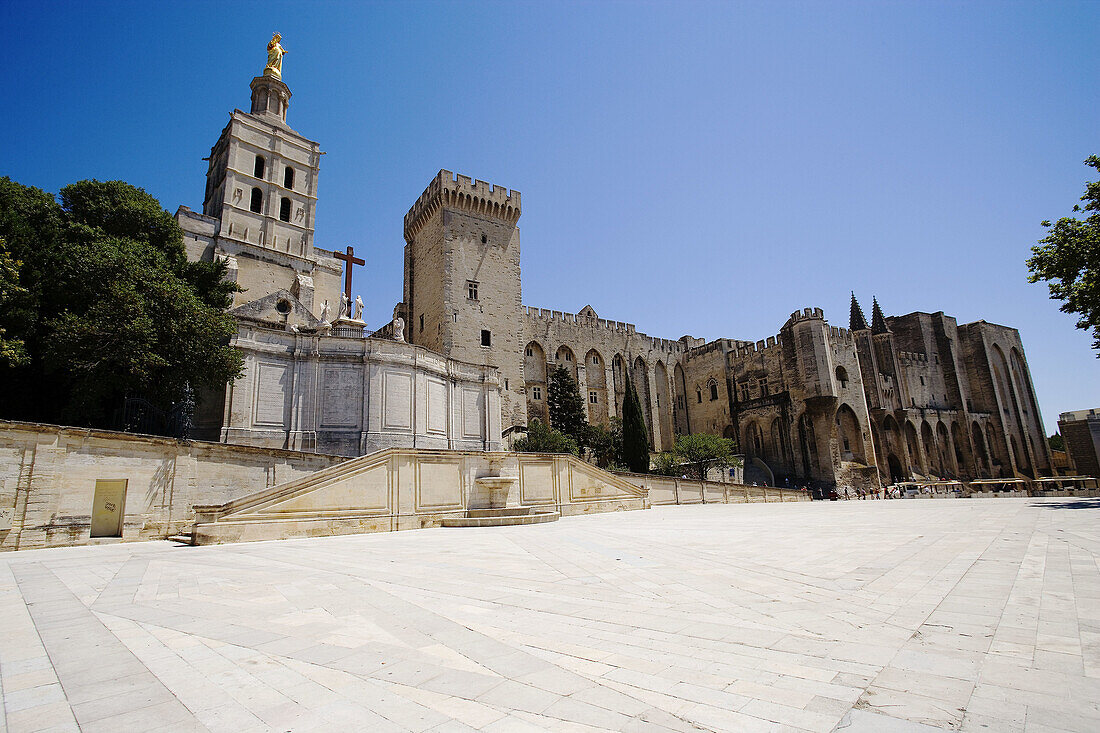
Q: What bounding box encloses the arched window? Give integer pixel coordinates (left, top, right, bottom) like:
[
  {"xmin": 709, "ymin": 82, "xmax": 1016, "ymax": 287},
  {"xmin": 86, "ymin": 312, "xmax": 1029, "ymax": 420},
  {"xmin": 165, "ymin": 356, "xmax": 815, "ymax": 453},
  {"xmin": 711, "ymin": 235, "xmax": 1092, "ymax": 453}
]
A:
[
  {"xmin": 284, "ymin": 166, "xmax": 294, "ymax": 189},
  {"xmin": 249, "ymin": 187, "xmax": 262, "ymax": 213},
  {"xmin": 254, "ymin": 155, "xmax": 265, "ymax": 179},
  {"xmin": 835, "ymin": 366, "xmax": 849, "ymax": 389},
  {"xmin": 709, "ymin": 380, "xmax": 719, "ymax": 401},
  {"xmin": 279, "ymin": 197, "xmax": 291, "ymax": 222}
]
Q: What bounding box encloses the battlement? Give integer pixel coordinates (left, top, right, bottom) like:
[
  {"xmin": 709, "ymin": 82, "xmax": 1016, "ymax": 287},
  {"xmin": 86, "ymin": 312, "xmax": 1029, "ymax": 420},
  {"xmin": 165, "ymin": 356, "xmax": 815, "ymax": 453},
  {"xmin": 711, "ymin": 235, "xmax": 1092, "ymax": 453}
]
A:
[
  {"xmin": 898, "ymin": 351, "xmax": 929, "ymax": 365},
  {"xmin": 786, "ymin": 307, "xmax": 825, "ymax": 325},
  {"xmin": 730, "ymin": 334, "xmax": 784, "ymax": 361},
  {"xmin": 828, "ymin": 326, "xmax": 854, "ymax": 343},
  {"xmin": 404, "ymin": 169, "xmax": 521, "ymax": 242},
  {"xmin": 523, "ymin": 306, "xmax": 685, "ymax": 353},
  {"xmin": 685, "ymin": 338, "xmax": 748, "ymax": 360}
]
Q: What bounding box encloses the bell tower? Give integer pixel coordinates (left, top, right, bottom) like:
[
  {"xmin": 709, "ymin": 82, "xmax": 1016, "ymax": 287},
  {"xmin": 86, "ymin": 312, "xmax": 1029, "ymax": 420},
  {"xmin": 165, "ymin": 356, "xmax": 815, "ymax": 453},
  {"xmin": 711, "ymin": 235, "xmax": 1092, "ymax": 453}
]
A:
[{"xmin": 179, "ymin": 35, "xmax": 342, "ymax": 316}]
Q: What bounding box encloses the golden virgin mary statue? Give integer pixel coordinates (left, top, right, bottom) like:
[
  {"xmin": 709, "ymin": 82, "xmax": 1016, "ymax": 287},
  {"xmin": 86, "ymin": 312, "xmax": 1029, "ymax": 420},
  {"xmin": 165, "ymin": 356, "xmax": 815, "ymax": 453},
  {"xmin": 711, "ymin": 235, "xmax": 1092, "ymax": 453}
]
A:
[{"xmin": 264, "ymin": 33, "xmax": 287, "ymax": 79}]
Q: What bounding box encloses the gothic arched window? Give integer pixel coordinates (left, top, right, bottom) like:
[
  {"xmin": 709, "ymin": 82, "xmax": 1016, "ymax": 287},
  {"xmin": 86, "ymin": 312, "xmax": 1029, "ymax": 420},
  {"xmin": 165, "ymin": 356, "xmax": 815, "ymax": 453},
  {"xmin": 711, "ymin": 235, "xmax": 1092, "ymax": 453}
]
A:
[{"xmin": 249, "ymin": 187, "xmax": 262, "ymax": 213}]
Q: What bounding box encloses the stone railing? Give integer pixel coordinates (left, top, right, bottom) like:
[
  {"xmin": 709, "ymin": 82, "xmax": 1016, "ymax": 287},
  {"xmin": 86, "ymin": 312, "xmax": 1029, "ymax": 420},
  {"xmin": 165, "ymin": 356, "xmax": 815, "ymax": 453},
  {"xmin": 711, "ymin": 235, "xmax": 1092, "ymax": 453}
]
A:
[{"xmin": 612, "ymin": 471, "xmax": 809, "ymax": 505}]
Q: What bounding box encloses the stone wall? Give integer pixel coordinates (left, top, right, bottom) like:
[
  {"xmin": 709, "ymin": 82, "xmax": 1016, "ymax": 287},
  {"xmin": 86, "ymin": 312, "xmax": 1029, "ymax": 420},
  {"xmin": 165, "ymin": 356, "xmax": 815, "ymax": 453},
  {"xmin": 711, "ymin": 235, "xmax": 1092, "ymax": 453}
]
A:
[
  {"xmin": 0, "ymin": 421, "xmax": 348, "ymax": 551},
  {"xmin": 613, "ymin": 471, "xmax": 810, "ymax": 505},
  {"xmin": 223, "ymin": 325, "xmax": 502, "ymax": 457},
  {"xmin": 190, "ymin": 449, "xmax": 650, "ymax": 545}
]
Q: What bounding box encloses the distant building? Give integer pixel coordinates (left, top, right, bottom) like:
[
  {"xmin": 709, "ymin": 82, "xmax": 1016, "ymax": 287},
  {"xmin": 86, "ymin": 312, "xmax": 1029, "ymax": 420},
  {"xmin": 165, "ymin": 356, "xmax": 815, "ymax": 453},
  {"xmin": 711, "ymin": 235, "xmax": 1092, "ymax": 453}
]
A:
[{"xmin": 1058, "ymin": 409, "xmax": 1100, "ymax": 477}]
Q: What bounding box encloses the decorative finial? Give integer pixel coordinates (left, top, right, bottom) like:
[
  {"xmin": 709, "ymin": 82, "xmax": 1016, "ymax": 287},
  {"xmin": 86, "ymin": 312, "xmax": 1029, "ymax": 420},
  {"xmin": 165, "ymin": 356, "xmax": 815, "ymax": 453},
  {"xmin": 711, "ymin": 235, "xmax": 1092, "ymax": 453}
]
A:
[{"xmin": 264, "ymin": 32, "xmax": 287, "ymax": 79}]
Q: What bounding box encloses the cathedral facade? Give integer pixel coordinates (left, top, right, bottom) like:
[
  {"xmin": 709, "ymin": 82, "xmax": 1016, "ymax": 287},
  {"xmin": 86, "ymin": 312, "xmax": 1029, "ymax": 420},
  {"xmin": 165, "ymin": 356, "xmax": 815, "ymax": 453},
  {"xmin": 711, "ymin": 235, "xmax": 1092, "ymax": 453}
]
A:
[{"xmin": 180, "ymin": 51, "xmax": 1053, "ymax": 487}]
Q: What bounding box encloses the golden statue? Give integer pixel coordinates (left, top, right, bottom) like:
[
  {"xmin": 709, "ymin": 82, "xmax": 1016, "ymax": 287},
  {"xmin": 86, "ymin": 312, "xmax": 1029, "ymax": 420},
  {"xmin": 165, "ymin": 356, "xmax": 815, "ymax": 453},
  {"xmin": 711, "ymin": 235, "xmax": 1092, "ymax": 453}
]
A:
[{"xmin": 264, "ymin": 33, "xmax": 287, "ymax": 79}]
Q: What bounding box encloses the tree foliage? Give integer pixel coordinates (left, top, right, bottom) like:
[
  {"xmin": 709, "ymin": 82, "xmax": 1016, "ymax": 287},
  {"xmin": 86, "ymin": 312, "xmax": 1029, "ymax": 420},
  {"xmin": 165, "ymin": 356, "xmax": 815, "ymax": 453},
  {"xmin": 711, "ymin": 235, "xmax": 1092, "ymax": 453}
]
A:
[
  {"xmin": 651, "ymin": 434, "xmax": 741, "ymax": 481},
  {"xmin": 548, "ymin": 365, "xmax": 588, "ymax": 444},
  {"xmin": 1048, "ymin": 433, "xmax": 1065, "ymax": 452},
  {"xmin": 583, "ymin": 417, "xmax": 623, "ymax": 469},
  {"xmin": 0, "ymin": 238, "xmax": 28, "ymax": 367},
  {"xmin": 512, "ymin": 418, "xmax": 579, "ymax": 455},
  {"xmin": 672, "ymin": 433, "xmax": 740, "ymax": 481},
  {"xmin": 0, "ymin": 177, "xmax": 244, "ymax": 426},
  {"xmin": 1028, "ymin": 155, "xmax": 1100, "ymax": 355},
  {"xmin": 621, "ymin": 376, "xmax": 650, "ymax": 473}
]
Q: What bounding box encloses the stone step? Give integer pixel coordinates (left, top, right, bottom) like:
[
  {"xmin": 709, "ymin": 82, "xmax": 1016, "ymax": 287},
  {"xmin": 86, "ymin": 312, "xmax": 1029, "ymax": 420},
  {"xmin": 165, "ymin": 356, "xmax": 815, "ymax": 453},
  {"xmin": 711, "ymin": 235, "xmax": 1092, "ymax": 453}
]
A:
[
  {"xmin": 442, "ymin": 511, "xmax": 560, "ymax": 528},
  {"xmin": 465, "ymin": 507, "xmax": 539, "ymax": 518},
  {"xmin": 167, "ymin": 533, "xmax": 194, "ymax": 545}
]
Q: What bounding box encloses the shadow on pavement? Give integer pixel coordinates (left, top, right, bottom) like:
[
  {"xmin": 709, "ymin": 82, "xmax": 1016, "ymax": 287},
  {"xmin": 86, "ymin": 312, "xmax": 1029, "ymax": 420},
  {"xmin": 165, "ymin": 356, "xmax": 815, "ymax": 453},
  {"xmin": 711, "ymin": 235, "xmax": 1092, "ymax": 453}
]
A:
[{"xmin": 1030, "ymin": 498, "xmax": 1100, "ymax": 510}]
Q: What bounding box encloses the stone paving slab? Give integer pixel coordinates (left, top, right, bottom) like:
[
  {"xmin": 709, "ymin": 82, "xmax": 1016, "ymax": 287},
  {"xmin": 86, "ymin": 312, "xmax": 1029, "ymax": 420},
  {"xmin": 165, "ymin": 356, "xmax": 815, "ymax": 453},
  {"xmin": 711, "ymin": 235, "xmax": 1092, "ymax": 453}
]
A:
[{"xmin": 1, "ymin": 498, "xmax": 1099, "ymax": 731}]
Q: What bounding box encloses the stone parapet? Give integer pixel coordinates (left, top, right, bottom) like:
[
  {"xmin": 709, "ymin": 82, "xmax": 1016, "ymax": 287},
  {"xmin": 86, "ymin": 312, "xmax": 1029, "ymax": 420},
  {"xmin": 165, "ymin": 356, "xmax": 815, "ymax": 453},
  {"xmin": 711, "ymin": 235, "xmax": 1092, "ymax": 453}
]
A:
[{"xmin": 404, "ymin": 169, "xmax": 521, "ymax": 243}]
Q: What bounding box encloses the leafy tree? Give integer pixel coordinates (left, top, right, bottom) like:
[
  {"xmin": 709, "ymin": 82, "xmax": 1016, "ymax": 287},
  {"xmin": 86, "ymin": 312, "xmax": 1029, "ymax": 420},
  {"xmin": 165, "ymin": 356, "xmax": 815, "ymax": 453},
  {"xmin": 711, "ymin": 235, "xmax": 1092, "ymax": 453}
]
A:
[
  {"xmin": 621, "ymin": 376, "xmax": 650, "ymax": 473},
  {"xmin": 1048, "ymin": 433, "xmax": 1065, "ymax": 452},
  {"xmin": 673, "ymin": 433, "xmax": 740, "ymax": 481},
  {"xmin": 0, "ymin": 238, "xmax": 28, "ymax": 367},
  {"xmin": 651, "ymin": 451, "xmax": 681, "ymax": 477},
  {"xmin": 584, "ymin": 417, "xmax": 623, "ymax": 469},
  {"xmin": 1028, "ymin": 156, "xmax": 1100, "ymax": 355},
  {"xmin": 548, "ymin": 365, "xmax": 588, "ymax": 444},
  {"xmin": 0, "ymin": 177, "xmax": 243, "ymax": 426},
  {"xmin": 512, "ymin": 419, "xmax": 579, "ymax": 455}
]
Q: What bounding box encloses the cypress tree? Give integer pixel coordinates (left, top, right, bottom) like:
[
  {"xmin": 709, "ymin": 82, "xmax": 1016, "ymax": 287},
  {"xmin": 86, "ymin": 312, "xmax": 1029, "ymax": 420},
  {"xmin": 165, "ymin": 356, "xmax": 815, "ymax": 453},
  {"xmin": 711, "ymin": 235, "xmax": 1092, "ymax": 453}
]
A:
[
  {"xmin": 548, "ymin": 365, "xmax": 587, "ymax": 444},
  {"xmin": 621, "ymin": 376, "xmax": 650, "ymax": 473}
]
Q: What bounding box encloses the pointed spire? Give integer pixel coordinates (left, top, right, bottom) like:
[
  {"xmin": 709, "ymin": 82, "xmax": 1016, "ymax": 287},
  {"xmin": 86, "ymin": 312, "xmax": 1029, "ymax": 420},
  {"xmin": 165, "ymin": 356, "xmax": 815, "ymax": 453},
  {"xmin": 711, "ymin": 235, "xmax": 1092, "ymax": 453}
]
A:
[
  {"xmin": 849, "ymin": 292, "xmax": 868, "ymax": 331},
  {"xmin": 871, "ymin": 297, "xmax": 890, "ymax": 334}
]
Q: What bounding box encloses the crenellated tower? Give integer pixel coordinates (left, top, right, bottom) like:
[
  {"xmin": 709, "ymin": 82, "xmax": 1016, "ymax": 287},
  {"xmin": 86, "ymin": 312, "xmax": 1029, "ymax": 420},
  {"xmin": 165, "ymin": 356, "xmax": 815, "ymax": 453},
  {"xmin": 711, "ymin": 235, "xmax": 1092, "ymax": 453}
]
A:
[{"xmin": 402, "ymin": 170, "xmax": 526, "ymax": 431}]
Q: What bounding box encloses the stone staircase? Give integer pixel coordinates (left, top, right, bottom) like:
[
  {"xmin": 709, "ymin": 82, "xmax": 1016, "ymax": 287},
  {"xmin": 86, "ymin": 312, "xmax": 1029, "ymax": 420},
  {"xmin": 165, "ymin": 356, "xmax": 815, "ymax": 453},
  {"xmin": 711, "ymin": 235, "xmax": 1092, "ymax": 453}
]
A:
[{"xmin": 442, "ymin": 507, "xmax": 560, "ymax": 528}]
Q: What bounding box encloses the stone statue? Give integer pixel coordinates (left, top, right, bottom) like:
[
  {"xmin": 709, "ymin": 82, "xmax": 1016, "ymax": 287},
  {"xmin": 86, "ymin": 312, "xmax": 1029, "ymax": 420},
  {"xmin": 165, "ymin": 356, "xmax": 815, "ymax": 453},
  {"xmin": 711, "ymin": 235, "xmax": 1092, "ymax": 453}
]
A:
[
  {"xmin": 354, "ymin": 295, "xmax": 364, "ymax": 321},
  {"xmin": 319, "ymin": 299, "xmax": 330, "ymax": 324},
  {"xmin": 339, "ymin": 293, "xmax": 350, "ymax": 319},
  {"xmin": 392, "ymin": 317, "xmax": 405, "ymax": 343},
  {"xmin": 265, "ymin": 33, "xmax": 287, "ymax": 79}
]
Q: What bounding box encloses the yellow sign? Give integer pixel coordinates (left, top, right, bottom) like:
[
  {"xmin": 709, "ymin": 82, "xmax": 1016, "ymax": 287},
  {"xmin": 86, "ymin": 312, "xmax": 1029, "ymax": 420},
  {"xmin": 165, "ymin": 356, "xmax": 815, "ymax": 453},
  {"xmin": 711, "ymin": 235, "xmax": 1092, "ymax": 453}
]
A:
[{"xmin": 90, "ymin": 479, "xmax": 127, "ymax": 538}]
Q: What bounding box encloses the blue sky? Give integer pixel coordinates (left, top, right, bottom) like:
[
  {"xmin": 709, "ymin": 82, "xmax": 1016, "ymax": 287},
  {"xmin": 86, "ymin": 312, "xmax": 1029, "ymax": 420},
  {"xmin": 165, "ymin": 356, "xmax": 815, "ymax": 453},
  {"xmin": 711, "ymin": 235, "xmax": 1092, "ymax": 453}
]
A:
[{"xmin": 2, "ymin": 1, "xmax": 1097, "ymax": 434}]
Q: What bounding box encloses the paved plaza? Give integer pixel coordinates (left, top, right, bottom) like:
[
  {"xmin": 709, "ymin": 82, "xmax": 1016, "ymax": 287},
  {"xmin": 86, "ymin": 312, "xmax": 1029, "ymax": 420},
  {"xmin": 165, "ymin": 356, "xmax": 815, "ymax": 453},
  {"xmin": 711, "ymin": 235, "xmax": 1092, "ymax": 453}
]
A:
[{"xmin": 1, "ymin": 499, "xmax": 1099, "ymax": 732}]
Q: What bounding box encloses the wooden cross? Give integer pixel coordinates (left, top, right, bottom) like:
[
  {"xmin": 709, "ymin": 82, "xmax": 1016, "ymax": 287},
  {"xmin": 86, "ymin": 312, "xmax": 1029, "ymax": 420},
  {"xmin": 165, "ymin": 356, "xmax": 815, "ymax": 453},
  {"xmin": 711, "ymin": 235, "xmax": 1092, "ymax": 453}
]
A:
[{"xmin": 333, "ymin": 245, "xmax": 365, "ymax": 300}]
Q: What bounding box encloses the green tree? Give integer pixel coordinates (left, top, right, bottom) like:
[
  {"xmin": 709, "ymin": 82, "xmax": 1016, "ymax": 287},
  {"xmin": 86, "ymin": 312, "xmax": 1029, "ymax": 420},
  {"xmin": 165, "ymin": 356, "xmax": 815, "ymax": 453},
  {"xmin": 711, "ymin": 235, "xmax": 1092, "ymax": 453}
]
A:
[
  {"xmin": 0, "ymin": 177, "xmax": 244, "ymax": 426},
  {"xmin": 621, "ymin": 376, "xmax": 650, "ymax": 473},
  {"xmin": 1028, "ymin": 156, "xmax": 1100, "ymax": 355},
  {"xmin": 673, "ymin": 433, "xmax": 740, "ymax": 481},
  {"xmin": 651, "ymin": 451, "xmax": 681, "ymax": 477},
  {"xmin": 0, "ymin": 238, "xmax": 28, "ymax": 367},
  {"xmin": 584, "ymin": 417, "xmax": 623, "ymax": 469},
  {"xmin": 548, "ymin": 365, "xmax": 588, "ymax": 444},
  {"xmin": 1048, "ymin": 433, "xmax": 1065, "ymax": 452},
  {"xmin": 512, "ymin": 419, "xmax": 579, "ymax": 455}
]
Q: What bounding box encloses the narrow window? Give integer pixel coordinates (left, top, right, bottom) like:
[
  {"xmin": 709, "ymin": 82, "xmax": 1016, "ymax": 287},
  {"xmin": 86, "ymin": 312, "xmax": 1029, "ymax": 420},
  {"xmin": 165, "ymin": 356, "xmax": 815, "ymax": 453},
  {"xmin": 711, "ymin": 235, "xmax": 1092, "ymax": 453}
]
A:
[
  {"xmin": 697, "ymin": 390, "xmax": 702, "ymax": 403},
  {"xmin": 279, "ymin": 197, "xmax": 291, "ymax": 222},
  {"xmin": 419, "ymin": 314, "xmax": 424, "ymax": 333},
  {"xmin": 525, "ymin": 346, "xmax": 533, "ymax": 357},
  {"xmin": 589, "ymin": 391, "xmax": 598, "ymax": 404},
  {"xmin": 504, "ymin": 379, "xmax": 509, "ymax": 390},
  {"xmin": 284, "ymin": 166, "xmax": 294, "ymax": 189},
  {"xmin": 533, "ymin": 386, "xmax": 542, "ymax": 400},
  {"xmin": 481, "ymin": 329, "xmax": 491, "ymax": 347},
  {"xmin": 481, "ymin": 234, "xmax": 488, "ymax": 244},
  {"xmin": 592, "ymin": 355, "xmax": 599, "ymax": 365},
  {"xmin": 919, "ymin": 376, "xmax": 925, "ymax": 386},
  {"xmin": 249, "ymin": 187, "xmax": 262, "ymax": 213},
  {"xmin": 710, "ymin": 382, "xmax": 719, "ymax": 401},
  {"xmin": 254, "ymin": 155, "xmax": 265, "ymax": 178},
  {"xmin": 758, "ymin": 377, "xmax": 768, "ymax": 395},
  {"xmin": 565, "ymin": 352, "xmax": 572, "ymax": 362},
  {"xmin": 467, "ymin": 281, "xmax": 478, "ymax": 300}
]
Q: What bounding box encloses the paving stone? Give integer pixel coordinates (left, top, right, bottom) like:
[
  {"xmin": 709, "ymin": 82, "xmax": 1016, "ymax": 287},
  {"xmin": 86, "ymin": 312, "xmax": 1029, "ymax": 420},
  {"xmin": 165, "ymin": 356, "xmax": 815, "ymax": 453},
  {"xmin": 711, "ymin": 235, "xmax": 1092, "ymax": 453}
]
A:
[{"xmin": 1, "ymin": 500, "xmax": 1098, "ymax": 730}]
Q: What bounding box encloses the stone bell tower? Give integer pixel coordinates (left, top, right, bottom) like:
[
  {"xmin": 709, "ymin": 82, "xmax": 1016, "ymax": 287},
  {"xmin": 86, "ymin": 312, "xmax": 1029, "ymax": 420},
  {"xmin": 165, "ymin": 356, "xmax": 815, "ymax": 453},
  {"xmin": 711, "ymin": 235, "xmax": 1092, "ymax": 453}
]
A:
[
  {"xmin": 401, "ymin": 170, "xmax": 526, "ymax": 432},
  {"xmin": 178, "ymin": 35, "xmax": 342, "ymax": 316}
]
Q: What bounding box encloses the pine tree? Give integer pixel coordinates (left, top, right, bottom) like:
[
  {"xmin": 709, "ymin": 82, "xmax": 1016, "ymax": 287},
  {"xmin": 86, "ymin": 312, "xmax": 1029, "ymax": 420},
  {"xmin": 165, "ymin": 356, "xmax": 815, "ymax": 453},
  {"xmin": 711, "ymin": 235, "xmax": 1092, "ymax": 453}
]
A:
[
  {"xmin": 548, "ymin": 365, "xmax": 587, "ymax": 444},
  {"xmin": 621, "ymin": 376, "xmax": 650, "ymax": 473}
]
